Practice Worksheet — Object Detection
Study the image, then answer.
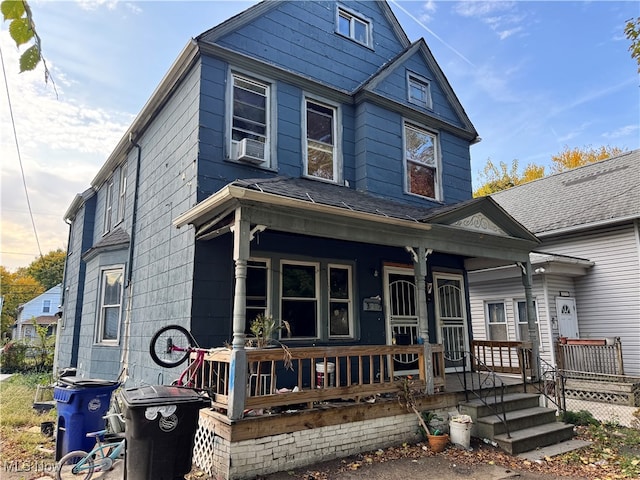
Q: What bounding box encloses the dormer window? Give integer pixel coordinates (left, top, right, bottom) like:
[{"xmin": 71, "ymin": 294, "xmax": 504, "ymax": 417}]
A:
[
  {"xmin": 337, "ymin": 6, "xmax": 372, "ymax": 47},
  {"xmin": 408, "ymin": 73, "xmax": 432, "ymax": 109}
]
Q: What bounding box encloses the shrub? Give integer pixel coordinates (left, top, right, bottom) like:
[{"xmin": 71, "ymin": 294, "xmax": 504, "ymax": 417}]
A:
[
  {"xmin": 0, "ymin": 340, "xmax": 29, "ymax": 373},
  {"xmin": 562, "ymin": 409, "xmax": 599, "ymax": 426}
]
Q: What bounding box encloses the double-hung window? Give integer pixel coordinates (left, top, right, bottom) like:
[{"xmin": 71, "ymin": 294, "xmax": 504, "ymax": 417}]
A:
[
  {"xmin": 245, "ymin": 259, "xmax": 270, "ymax": 333},
  {"xmin": 305, "ymin": 99, "xmax": 338, "ymax": 182},
  {"xmin": 43, "ymin": 300, "xmax": 51, "ymax": 313},
  {"xmin": 337, "ymin": 6, "xmax": 371, "ymax": 47},
  {"xmin": 404, "ymin": 123, "xmax": 439, "ymax": 200},
  {"xmin": 103, "ymin": 180, "xmax": 114, "ymax": 234},
  {"xmin": 231, "ymin": 73, "xmax": 270, "ymax": 165},
  {"xmin": 328, "ymin": 264, "xmax": 353, "ymax": 338},
  {"xmin": 280, "ymin": 261, "xmax": 319, "ymax": 339},
  {"xmin": 516, "ymin": 300, "xmax": 540, "ymax": 343},
  {"xmin": 486, "ymin": 301, "xmax": 507, "ymax": 341},
  {"xmin": 407, "ymin": 73, "xmax": 432, "ymax": 109},
  {"xmin": 96, "ymin": 267, "xmax": 124, "ymax": 343},
  {"xmin": 117, "ymin": 165, "xmax": 127, "ymax": 223}
]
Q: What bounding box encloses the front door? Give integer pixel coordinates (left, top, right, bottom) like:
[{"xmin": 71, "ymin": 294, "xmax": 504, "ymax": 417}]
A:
[
  {"xmin": 433, "ymin": 273, "xmax": 469, "ymax": 372},
  {"xmin": 556, "ymin": 297, "xmax": 579, "ymax": 338},
  {"xmin": 384, "ymin": 267, "xmax": 419, "ymax": 375}
]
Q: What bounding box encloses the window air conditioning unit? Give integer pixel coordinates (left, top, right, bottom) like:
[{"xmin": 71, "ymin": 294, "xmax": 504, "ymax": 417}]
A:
[{"xmin": 234, "ymin": 138, "xmax": 266, "ymax": 164}]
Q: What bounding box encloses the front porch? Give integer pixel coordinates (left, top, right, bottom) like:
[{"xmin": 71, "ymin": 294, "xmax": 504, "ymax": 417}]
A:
[{"xmin": 189, "ymin": 342, "xmax": 531, "ymax": 479}]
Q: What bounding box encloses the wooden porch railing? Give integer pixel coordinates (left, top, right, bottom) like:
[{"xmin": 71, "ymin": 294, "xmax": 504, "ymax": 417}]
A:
[
  {"xmin": 471, "ymin": 340, "xmax": 533, "ymax": 377},
  {"xmin": 556, "ymin": 338, "xmax": 624, "ymax": 377},
  {"xmin": 191, "ymin": 344, "xmax": 445, "ymax": 415}
]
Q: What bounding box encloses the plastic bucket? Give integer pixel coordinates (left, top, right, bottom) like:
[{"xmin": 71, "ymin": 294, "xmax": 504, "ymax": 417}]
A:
[
  {"xmin": 449, "ymin": 416, "xmax": 472, "ymax": 449},
  {"xmin": 316, "ymin": 362, "xmax": 335, "ymax": 388}
]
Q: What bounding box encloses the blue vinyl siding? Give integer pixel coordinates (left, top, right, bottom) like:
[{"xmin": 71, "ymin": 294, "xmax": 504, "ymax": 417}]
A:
[{"xmin": 211, "ymin": 1, "xmax": 406, "ymax": 92}]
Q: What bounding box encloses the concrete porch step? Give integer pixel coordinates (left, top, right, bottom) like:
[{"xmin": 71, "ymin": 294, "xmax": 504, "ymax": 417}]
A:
[
  {"xmin": 476, "ymin": 406, "xmax": 558, "ymax": 438},
  {"xmin": 459, "ymin": 392, "xmax": 540, "ymax": 419},
  {"xmin": 493, "ymin": 422, "xmax": 575, "ymax": 455}
]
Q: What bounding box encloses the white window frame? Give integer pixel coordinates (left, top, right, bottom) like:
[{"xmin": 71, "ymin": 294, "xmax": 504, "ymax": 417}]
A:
[
  {"xmin": 407, "ymin": 72, "xmax": 432, "ymax": 109},
  {"xmin": 95, "ymin": 266, "xmax": 124, "ymax": 344},
  {"xmin": 485, "ymin": 301, "xmax": 508, "ymax": 341},
  {"xmin": 303, "ymin": 97, "xmax": 341, "ymax": 183},
  {"xmin": 280, "ymin": 260, "xmax": 320, "ymax": 340},
  {"xmin": 515, "ymin": 299, "xmax": 542, "ymax": 345},
  {"xmin": 43, "ymin": 300, "xmax": 51, "ymax": 313},
  {"xmin": 403, "ymin": 121, "xmax": 441, "ymax": 200},
  {"xmin": 103, "ymin": 179, "xmax": 114, "ymax": 234},
  {"xmin": 245, "ymin": 258, "xmax": 271, "ymax": 332},
  {"xmin": 336, "ymin": 5, "xmax": 372, "ymax": 47},
  {"xmin": 229, "ymin": 72, "xmax": 272, "ymax": 166},
  {"xmin": 328, "ymin": 264, "xmax": 354, "ymax": 339},
  {"xmin": 117, "ymin": 165, "xmax": 127, "ymax": 224}
]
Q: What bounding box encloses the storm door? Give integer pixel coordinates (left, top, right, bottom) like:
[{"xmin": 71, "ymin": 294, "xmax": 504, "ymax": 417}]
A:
[
  {"xmin": 384, "ymin": 267, "xmax": 420, "ymax": 375},
  {"xmin": 433, "ymin": 273, "xmax": 469, "ymax": 372}
]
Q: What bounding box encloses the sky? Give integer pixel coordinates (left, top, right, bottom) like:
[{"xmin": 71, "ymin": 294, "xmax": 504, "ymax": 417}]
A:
[{"xmin": 1, "ymin": 0, "xmax": 638, "ymax": 272}]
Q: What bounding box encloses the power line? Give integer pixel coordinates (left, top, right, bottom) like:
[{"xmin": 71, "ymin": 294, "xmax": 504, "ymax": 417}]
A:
[{"xmin": 0, "ymin": 44, "xmax": 43, "ymax": 260}]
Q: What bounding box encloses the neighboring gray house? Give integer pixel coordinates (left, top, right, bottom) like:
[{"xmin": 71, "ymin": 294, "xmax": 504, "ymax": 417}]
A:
[
  {"xmin": 468, "ymin": 150, "xmax": 640, "ymax": 377},
  {"xmin": 13, "ymin": 284, "xmax": 61, "ymax": 342}
]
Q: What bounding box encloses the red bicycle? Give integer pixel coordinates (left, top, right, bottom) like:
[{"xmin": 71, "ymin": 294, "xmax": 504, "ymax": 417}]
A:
[{"xmin": 149, "ymin": 325, "xmax": 222, "ymax": 387}]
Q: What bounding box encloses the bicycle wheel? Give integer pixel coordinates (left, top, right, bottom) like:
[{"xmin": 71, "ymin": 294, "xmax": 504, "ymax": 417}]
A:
[
  {"xmin": 149, "ymin": 325, "xmax": 195, "ymax": 368},
  {"xmin": 55, "ymin": 450, "xmax": 93, "ymax": 480}
]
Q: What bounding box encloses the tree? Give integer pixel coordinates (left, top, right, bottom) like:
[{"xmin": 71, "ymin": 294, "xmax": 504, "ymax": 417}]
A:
[
  {"xmin": 474, "ymin": 145, "xmax": 626, "ymax": 197},
  {"xmin": 625, "ymin": 16, "xmax": 640, "ymax": 73},
  {"xmin": 24, "ymin": 248, "xmax": 65, "ymax": 290},
  {"xmin": 473, "ymin": 159, "xmax": 545, "ymax": 197},
  {"xmin": 550, "ymin": 145, "xmax": 625, "ymax": 174},
  {"xmin": 0, "ymin": 266, "xmax": 44, "ymax": 337},
  {"xmin": 1, "ymin": 0, "xmax": 54, "ymax": 85}
]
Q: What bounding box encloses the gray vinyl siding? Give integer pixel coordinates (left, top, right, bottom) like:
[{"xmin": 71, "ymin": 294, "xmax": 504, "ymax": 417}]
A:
[
  {"xmin": 468, "ymin": 276, "xmax": 554, "ymax": 367},
  {"xmin": 123, "ymin": 64, "xmax": 201, "ymax": 386},
  {"xmin": 541, "ymin": 224, "xmax": 640, "ymax": 376}
]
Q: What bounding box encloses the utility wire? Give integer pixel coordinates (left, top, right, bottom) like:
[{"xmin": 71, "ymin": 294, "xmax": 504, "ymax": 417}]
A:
[{"xmin": 0, "ymin": 44, "xmax": 43, "ymax": 259}]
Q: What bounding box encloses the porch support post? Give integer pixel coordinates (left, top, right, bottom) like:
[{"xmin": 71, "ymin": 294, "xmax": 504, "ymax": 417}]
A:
[
  {"xmin": 228, "ymin": 208, "xmax": 249, "ymax": 420},
  {"xmin": 414, "ymin": 246, "xmax": 434, "ymax": 394},
  {"xmin": 521, "ymin": 259, "xmax": 540, "ymax": 381}
]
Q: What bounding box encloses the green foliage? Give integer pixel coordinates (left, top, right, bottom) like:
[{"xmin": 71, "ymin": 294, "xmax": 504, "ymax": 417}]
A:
[
  {"xmin": 561, "ymin": 409, "xmax": 599, "ymax": 426},
  {"xmin": 0, "ymin": 266, "xmax": 44, "ymax": 338},
  {"xmin": 0, "ymin": 340, "xmax": 28, "ymax": 372},
  {"xmin": 625, "ymin": 16, "xmax": 640, "ymax": 73},
  {"xmin": 24, "ymin": 249, "xmax": 65, "ymax": 290},
  {"xmin": 474, "ymin": 145, "xmax": 626, "ymax": 196}
]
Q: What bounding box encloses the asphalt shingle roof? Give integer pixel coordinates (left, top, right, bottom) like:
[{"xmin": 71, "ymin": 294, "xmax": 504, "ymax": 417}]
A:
[{"xmin": 491, "ymin": 149, "xmax": 640, "ymax": 234}]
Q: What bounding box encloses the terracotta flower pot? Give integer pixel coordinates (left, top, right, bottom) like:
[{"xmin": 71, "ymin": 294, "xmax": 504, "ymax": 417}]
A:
[{"xmin": 427, "ymin": 433, "xmax": 449, "ymax": 453}]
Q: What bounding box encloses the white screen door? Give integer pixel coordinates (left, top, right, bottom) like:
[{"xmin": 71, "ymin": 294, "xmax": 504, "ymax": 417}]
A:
[
  {"xmin": 434, "ymin": 273, "xmax": 469, "ymax": 372},
  {"xmin": 384, "ymin": 267, "xmax": 419, "ymax": 375}
]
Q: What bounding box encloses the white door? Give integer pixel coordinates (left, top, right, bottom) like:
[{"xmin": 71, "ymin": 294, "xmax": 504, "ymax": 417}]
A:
[
  {"xmin": 556, "ymin": 297, "xmax": 579, "ymax": 338},
  {"xmin": 433, "ymin": 273, "xmax": 469, "ymax": 372},
  {"xmin": 384, "ymin": 267, "xmax": 419, "ymax": 375}
]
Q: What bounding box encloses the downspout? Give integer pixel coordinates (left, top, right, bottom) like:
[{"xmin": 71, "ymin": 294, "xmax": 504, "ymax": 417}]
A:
[
  {"xmin": 120, "ymin": 134, "xmax": 142, "ymax": 382},
  {"xmin": 53, "ymin": 218, "xmax": 72, "ymax": 376}
]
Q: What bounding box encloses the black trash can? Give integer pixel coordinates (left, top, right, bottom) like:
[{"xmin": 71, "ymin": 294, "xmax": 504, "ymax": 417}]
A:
[
  {"xmin": 121, "ymin": 385, "xmax": 210, "ymax": 480},
  {"xmin": 53, "ymin": 376, "xmax": 119, "ymax": 460}
]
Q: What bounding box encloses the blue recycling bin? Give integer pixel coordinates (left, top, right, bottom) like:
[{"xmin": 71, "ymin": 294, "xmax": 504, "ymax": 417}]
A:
[{"xmin": 54, "ymin": 376, "xmax": 119, "ymax": 460}]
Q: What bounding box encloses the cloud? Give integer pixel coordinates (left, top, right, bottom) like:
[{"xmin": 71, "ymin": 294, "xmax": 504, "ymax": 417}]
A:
[
  {"xmin": 0, "ymin": 32, "xmax": 133, "ymax": 271},
  {"xmin": 602, "ymin": 124, "xmax": 640, "ymax": 140},
  {"xmin": 453, "ymin": 1, "xmax": 527, "ymax": 41}
]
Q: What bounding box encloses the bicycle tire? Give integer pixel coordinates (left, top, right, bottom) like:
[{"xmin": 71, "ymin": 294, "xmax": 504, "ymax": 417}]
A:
[
  {"xmin": 55, "ymin": 450, "xmax": 94, "ymax": 480},
  {"xmin": 149, "ymin": 325, "xmax": 195, "ymax": 368}
]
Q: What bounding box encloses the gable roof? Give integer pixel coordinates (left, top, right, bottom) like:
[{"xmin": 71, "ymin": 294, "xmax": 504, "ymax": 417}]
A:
[
  {"xmin": 491, "ymin": 149, "xmax": 640, "ymax": 236},
  {"xmin": 357, "ymin": 39, "xmax": 478, "ymax": 140}
]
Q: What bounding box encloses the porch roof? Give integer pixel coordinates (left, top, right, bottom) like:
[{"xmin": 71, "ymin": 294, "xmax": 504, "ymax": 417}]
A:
[{"xmin": 174, "ymin": 177, "xmax": 539, "ymax": 264}]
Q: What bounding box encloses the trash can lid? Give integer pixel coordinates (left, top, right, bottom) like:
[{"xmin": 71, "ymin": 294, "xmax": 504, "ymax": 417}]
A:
[
  {"xmin": 121, "ymin": 385, "xmax": 208, "ymax": 407},
  {"xmin": 57, "ymin": 376, "xmax": 119, "ymax": 388}
]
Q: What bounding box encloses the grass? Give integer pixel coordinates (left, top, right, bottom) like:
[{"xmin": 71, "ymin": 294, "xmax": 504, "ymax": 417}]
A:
[{"xmin": 0, "ymin": 373, "xmax": 57, "ymax": 463}]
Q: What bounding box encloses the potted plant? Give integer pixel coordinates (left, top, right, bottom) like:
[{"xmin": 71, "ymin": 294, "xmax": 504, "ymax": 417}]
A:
[
  {"xmin": 421, "ymin": 411, "xmax": 449, "ymax": 453},
  {"xmin": 397, "ymin": 377, "xmax": 449, "ymax": 452},
  {"xmin": 246, "ymin": 314, "xmax": 293, "ymax": 370}
]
